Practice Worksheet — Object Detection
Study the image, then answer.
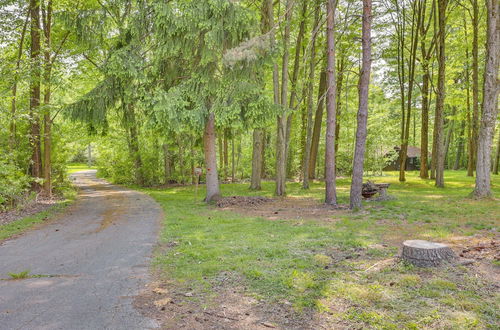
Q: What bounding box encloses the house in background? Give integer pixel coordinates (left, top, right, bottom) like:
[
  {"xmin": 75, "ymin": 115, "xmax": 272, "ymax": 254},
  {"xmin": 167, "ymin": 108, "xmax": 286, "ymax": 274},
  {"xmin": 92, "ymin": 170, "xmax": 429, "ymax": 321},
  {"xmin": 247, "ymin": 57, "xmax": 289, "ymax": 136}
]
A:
[{"xmin": 383, "ymin": 146, "xmax": 428, "ymax": 171}]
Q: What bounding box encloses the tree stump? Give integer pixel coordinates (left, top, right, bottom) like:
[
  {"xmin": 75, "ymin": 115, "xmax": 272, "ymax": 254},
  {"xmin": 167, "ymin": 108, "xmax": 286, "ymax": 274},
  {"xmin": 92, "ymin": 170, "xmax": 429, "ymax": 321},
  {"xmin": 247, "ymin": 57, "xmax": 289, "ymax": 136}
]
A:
[{"xmin": 401, "ymin": 240, "xmax": 457, "ymax": 267}]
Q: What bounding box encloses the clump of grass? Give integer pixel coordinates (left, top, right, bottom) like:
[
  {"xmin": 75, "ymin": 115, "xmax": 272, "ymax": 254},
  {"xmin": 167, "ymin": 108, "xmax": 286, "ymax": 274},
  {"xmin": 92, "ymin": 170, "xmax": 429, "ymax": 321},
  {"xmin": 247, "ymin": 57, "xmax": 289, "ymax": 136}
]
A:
[{"xmin": 8, "ymin": 270, "xmax": 30, "ymax": 279}]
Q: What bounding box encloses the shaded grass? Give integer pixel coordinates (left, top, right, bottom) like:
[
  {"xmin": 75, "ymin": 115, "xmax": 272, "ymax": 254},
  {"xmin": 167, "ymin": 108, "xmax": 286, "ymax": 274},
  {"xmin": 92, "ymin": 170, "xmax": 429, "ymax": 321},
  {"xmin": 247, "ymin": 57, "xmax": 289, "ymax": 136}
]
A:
[{"xmin": 144, "ymin": 170, "xmax": 500, "ymax": 328}]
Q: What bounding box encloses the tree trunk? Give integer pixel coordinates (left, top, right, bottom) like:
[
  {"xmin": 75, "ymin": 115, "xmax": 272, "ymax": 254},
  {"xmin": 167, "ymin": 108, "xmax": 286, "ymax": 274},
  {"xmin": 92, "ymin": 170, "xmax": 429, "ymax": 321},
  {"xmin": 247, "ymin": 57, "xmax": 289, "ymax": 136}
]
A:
[
  {"xmin": 125, "ymin": 103, "xmax": 144, "ymax": 186},
  {"xmin": 399, "ymin": 1, "xmax": 421, "ymax": 182},
  {"xmin": 285, "ymin": 1, "xmax": 307, "ymax": 170},
  {"xmin": 434, "ymin": 0, "xmax": 447, "ymax": 188},
  {"xmin": 231, "ymin": 133, "xmax": 235, "ymax": 182},
  {"xmin": 471, "ymin": 0, "xmax": 480, "ymax": 177},
  {"xmin": 42, "ymin": 0, "xmax": 53, "ymax": 196},
  {"xmin": 29, "ymin": 0, "xmax": 42, "ymax": 184},
  {"xmin": 473, "ymin": 0, "xmax": 499, "ymax": 198},
  {"xmin": 302, "ymin": 2, "xmax": 319, "ymax": 189},
  {"xmin": 309, "ymin": 70, "xmax": 326, "ymax": 179},
  {"xmin": 163, "ymin": 143, "xmax": 171, "ymax": 183},
  {"xmin": 204, "ymin": 112, "xmax": 221, "ymax": 202},
  {"xmin": 250, "ymin": 129, "xmax": 263, "ymax": 190},
  {"xmin": 444, "ymin": 109, "xmax": 455, "ymax": 169},
  {"xmin": 325, "ymin": 0, "xmax": 337, "ymax": 205},
  {"xmin": 349, "ymin": 0, "xmax": 372, "ymax": 210},
  {"xmin": 223, "ymin": 128, "xmax": 229, "ymax": 181},
  {"xmin": 10, "ymin": 13, "xmax": 29, "ymax": 150},
  {"xmin": 454, "ymin": 121, "xmax": 466, "ymax": 170},
  {"xmin": 275, "ymin": 0, "xmax": 293, "ymax": 196}
]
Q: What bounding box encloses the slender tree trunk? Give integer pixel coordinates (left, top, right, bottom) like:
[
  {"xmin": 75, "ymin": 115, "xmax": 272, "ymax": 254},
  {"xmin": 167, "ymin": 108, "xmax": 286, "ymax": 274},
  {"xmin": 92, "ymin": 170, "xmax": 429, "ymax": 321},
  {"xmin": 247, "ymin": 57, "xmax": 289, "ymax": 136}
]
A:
[
  {"xmin": 400, "ymin": 1, "xmax": 421, "ymax": 182},
  {"xmin": 231, "ymin": 133, "xmax": 235, "ymax": 182},
  {"xmin": 309, "ymin": 70, "xmax": 326, "ymax": 179},
  {"xmin": 463, "ymin": 14, "xmax": 475, "ymax": 176},
  {"xmin": 325, "ymin": 0, "xmax": 337, "ymax": 205},
  {"xmin": 334, "ymin": 56, "xmax": 345, "ymax": 156},
  {"xmin": 29, "ymin": 0, "xmax": 42, "ymax": 184},
  {"xmin": 454, "ymin": 120, "xmax": 466, "ymax": 170},
  {"xmin": 250, "ymin": 129, "xmax": 263, "ymax": 189},
  {"xmin": 204, "ymin": 112, "xmax": 221, "ymax": 202},
  {"xmin": 223, "ymin": 128, "xmax": 229, "ymax": 180},
  {"xmin": 275, "ymin": 0, "xmax": 293, "ymax": 196},
  {"xmin": 10, "ymin": 13, "xmax": 29, "ymax": 150},
  {"xmin": 471, "ymin": 0, "xmax": 480, "ymax": 176},
  {"xmin": 125, "ymin": 103, "xmax": 144, "ymax": 186},
  {"xmin": 163, "ymin": 143, "xmax": 171, "ymax": 184},
  {"xmin": 285, "ymin": 1, "xmax": 307, "ymax": 168},
  {"xmin": 444, "ymin": 107, "xmax": 456, "ymax": 168},
  {"xmin": 302, "ymin": 2, "xmax": 319, "ymax": 189},
  {"xmin": 349, "ymin": 0, "xmax": 372, "ymax": 210},
  {"xmin": 434, "ymin": 0, "xmax": 447, "ymax": 187},
  {"xmin": 42, "ymin": 0, "xmax": 53, "ymax": 196},
  {"xmin": 473, "ymin": 0, "xmax": 499, "ymax": 197}
]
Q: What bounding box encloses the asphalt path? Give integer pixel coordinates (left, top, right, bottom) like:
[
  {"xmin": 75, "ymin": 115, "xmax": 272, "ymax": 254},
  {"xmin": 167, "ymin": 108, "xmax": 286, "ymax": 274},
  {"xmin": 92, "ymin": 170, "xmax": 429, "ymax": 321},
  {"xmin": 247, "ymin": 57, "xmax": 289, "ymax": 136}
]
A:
[{"xmin": 0, "ymin": 170, "xmax": 162, "ymax": 330}]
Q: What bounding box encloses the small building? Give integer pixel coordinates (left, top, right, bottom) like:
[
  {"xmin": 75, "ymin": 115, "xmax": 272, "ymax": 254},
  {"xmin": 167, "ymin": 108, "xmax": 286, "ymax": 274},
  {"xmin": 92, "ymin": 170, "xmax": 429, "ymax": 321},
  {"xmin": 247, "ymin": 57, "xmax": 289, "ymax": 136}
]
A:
[{"xmin": 383, "ymin": 146, "xmax": 427, "ymax": 171}]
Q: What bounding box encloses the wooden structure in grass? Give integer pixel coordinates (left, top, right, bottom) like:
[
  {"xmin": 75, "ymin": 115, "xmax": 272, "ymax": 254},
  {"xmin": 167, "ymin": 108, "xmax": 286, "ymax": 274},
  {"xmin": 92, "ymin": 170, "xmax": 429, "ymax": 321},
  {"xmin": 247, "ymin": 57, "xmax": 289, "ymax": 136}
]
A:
[{"xmin": 402, "ymin": 240, "xmax": 457, "ymax": 267}]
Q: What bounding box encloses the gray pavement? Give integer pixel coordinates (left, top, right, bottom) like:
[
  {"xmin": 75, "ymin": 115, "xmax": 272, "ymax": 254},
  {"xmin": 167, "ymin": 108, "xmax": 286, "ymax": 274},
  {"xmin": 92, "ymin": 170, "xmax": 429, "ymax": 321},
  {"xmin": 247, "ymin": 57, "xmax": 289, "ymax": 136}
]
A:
[{"xmin": 0, "ymin": 170, "xmax": 161, "ymax": 330}]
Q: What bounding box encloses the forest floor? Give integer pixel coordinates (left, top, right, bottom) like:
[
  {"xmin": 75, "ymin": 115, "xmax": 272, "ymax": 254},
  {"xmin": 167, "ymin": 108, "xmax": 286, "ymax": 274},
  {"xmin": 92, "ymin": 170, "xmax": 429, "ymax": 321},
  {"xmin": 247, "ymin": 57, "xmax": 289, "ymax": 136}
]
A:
[{"xmin": 138, "ymin": 171, "xmax": 499, "ymax": 329}]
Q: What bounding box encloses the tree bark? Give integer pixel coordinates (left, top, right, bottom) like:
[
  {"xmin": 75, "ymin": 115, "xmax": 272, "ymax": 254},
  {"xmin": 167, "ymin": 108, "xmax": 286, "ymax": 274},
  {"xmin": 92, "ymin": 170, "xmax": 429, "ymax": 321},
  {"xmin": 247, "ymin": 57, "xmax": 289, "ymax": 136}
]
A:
[
  {"xmin": 349, "ymin": 0, "xmax": 372, "ymax": 210},
  {"xmin": 470, "ymin": 0, "xmax": 480, "ymax": 177},
  {"xmin": 223, "ymin": 128, "xmax": 229, "ymax": 180},
  {"xmin": 275, "ymin": 0, "xmax": 293, "ymax": 196},
  {"xmin": 285, "ymin": 1, "xmax": 307, "ymax": 170},
  {"xmin": 250, "ymin": 129, "xmax": 263, "ymax": 190},
  {"xmin": 29, "ymin": 0, "xmax": 43, "ymax": 184},
  {"xmin": 204, "ymin": 112, "xmax": 221, "ymax": 202},
  {"xmin": 434, "ymin": 0, "xmax": 447, "ymax": 188},
  {"xmin": 399, "ymin": 1, "xmax": 421, "ymax": 182},
  {"xmin": 302, "ymin": 2, "xmax": 319, "ymax": 190},
  {"xmin": 163, "ymin": 143, "xmax": 171, "ymax": 183},
  {"xmin": 473, "ymin": 0, "xmax": 499, "ymax": 198},
  {"xmin": 325, "ymin": 0, "xmax": 337, "ymax": 205},
  {"xmin": 444, "ymin": 107, "xmax": 456, "ymax": 168},
  {"xmin": 309, "ymin": 70, "xmax": 326, "ymax": 179},
  {"xmin": 453, "ymin": 120, "xmax": 466, "ymax": 170},
  {"xmin": 125, "ymin": 103, "xmax": 144, "ymax": 186},
  {"xmin": 10, "ymin": 12, "xmax": 29, "ymax": 150},
  {"xmin": 42, "ymin": 0, "xmax": 53, "ymax": 196}
]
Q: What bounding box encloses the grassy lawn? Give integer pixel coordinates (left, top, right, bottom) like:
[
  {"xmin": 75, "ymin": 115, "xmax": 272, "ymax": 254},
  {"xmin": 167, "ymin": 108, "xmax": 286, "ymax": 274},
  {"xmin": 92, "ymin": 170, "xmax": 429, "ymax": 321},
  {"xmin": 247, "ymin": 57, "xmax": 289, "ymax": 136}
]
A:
[
  {"xmin": 67, "ymin": 162, "xmax": 95, "ymax": 174},
  {"xmin": 144, "ymin": 170, "xmax": 499, "ymax": 328}
]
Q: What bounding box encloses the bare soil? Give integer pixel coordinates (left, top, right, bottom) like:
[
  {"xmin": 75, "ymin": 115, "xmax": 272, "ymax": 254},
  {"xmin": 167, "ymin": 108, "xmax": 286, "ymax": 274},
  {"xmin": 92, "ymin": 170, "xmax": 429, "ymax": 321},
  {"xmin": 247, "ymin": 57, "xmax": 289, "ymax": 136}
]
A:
[
  {"xmin": 0, "ymin": 197, "xmax": 61, "ymax": 226},
  {"xmin": 216, "ymin": 196, "xmax": 348, "ymax": 222},
  {"xmin": 134, "ymin": 277, "xmax": 317, "ymax": 330}
]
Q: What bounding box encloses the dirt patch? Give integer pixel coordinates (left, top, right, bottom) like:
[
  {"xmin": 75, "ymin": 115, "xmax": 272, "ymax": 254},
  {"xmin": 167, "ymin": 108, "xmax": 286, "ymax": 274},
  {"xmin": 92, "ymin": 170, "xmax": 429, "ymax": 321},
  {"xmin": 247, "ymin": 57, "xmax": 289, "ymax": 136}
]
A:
[
  {"xmin": 135, "ymin": 279, "xmax": 319, "ymax": 330},
  {"xmin": 216, "ymin": 196, "xmax": 272, "ymax": 208},
  {"xmin": 217, "ymin": 196, "xmax": 348, "ymax": 222},
  {"xmin": 0, "ymin": 197, "xmax": 61, "ymax": 226}
]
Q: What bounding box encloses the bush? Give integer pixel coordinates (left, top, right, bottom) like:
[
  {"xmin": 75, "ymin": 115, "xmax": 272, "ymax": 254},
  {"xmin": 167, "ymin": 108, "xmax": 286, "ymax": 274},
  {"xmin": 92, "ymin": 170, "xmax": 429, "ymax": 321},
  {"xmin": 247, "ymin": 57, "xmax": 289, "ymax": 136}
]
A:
[{"xmin": 0, "ymin": 160, "xmax": 32, "ymax": 210}]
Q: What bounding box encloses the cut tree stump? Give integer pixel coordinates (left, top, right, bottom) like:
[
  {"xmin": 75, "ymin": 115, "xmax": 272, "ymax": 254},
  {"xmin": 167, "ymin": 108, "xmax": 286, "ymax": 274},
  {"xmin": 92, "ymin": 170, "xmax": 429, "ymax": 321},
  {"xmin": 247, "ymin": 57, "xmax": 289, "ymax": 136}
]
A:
[{"xmin": 401, "ymin": 240, "xmax": 457, "ymax": 267}]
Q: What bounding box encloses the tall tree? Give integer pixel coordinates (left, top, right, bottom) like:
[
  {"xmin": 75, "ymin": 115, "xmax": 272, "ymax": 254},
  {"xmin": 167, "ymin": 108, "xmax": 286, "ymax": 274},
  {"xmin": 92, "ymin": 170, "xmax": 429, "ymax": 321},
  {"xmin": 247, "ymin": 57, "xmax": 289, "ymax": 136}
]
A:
[
  {"xmin": 434, "ymin": 0, "xmax": 447, "ymax": 187},
  {"xmin": 470, "ymin": 0, "xmax": 481, "ymax": 177},
  {"xmin": 472, "ymin": 0, "xmax": 499, "ymax": 198},
  {"xmin": 350, "ymin": 0, "xmax": 372, "ymax": 209},
  {"xmin": 275, "ymin": 0, "xmax": 293, "ymax": 196},
  {"xmin": 325, "ymin": 0, "xmax": 337, "ymax": 205},
  {"xmin": 302, "ymin": 1, "xmax": 320, "ymax": 189},
  {"xmin": 309, "ymin": 69, "xmax": 326, "ymax": 179},
  {"xmin": 399, "ymin": 0, "xmax": 422, "ymax": 182},
  {"xmin": 29, "ymin": 0, "xmax": 43, "ymax": 183}
]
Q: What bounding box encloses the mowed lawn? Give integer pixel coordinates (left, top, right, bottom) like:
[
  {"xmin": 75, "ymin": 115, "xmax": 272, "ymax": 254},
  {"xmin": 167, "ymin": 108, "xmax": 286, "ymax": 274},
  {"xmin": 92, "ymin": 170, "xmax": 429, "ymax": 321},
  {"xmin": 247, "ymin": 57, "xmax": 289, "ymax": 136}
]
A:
[{"xmin": 145, "ymin": 170, "xmax": 499, "ymax": 328}]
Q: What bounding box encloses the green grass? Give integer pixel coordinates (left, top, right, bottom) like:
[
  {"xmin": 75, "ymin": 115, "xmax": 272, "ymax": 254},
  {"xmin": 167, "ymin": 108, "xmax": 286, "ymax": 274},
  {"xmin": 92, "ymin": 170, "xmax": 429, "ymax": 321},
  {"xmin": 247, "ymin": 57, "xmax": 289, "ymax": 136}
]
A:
[
  {"xmin": 142, "ymin": 170, "xmax": 499, "ymax": 328},
  {"xmin": 67, "ymin": 162, "xmax": 94, "ymax": 174},
  {"xmin": 0, "ymin": 200, "xmax": 72, "ymax": 241},
  {"xmin": 7, "ymin": 270, "xmax": 30, "ymax": 279}
]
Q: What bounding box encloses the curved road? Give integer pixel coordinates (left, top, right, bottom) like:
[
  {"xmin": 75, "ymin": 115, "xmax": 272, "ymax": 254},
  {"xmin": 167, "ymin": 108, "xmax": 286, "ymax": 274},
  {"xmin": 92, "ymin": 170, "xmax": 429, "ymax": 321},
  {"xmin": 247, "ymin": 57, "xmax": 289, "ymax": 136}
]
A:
[{"xmin": 0, "ymin": 170, "xmax": 161, "ymax": 330}]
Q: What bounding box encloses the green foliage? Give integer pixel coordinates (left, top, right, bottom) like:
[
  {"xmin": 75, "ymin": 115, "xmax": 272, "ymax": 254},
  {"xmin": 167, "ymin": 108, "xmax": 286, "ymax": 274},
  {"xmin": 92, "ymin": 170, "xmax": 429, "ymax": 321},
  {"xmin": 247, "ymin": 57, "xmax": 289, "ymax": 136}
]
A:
[{"xmin": 0, "ymin": 159, "xmax": 32, "ymax": 210}]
